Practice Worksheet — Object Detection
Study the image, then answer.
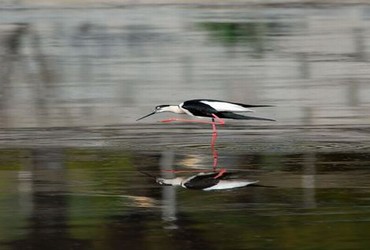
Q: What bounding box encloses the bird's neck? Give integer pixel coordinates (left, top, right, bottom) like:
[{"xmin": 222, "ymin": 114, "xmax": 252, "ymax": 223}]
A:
[
  {"xmin": 161, "ymin": 177, "xmax": 184, "ymax": 186},
  {"xmin": 166, "ymin": 105, "xmax": 185, "ymax": 114}
]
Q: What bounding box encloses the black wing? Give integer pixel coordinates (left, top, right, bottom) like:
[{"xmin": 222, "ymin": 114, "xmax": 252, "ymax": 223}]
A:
[
  {"xmin": 216, "ymin": 112, "xmax": 275, "ymax": 121},
  {"xmin": 187, "ymin": 99, "xmax": 273, "ymax": 108},
  {"xmin": 182, "ymin": 99, "xmax": 274, "ymax": 119},
  {"xmin": 183, "ymin": 172, "xmax": 233, "ymax": 190},
  {"xmin": 181, "ymin": 100, "xmax": 217, "ymax": 117}
]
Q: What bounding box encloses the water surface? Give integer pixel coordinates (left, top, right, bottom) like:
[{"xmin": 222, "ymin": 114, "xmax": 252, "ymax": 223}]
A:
[{"xmin": 0, "ymin": 144, "xmax": 369, "ymax": 250}]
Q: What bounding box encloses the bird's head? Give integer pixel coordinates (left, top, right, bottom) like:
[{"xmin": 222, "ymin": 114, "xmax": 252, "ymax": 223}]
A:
[
  {"xmin": 155, "ymin": 105, "xmax": 171, "ymax": 113},
  {"xmin": 136, "ymin": 104, "xmax": 172, "ymax": 121},
  {"xmin": 156, "ymin": 177, "xmax": 172, "ymax": 186}
]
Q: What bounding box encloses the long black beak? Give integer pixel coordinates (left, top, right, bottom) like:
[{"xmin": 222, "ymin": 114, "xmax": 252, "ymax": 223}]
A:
[
  {"xmin": 138, "ymin": 171, "xmax": 157, "ymax": 180},
  {"xmin": 136, "ymin": 111, "xmax": 156, "ymax": 121}
]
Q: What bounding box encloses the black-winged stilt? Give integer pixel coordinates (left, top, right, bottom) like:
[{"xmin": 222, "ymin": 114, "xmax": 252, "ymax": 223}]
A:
[
  {"xmin": 156, "ymin": 171, "xmax": 259, "ymax": 191},
  {"xmin": 139, "ymin": 170, "xmax": 258, "ymax": 191},
  {"xmin": 136, "ymin": 99, "xmax": 274, "ymax": 122},
  {"xmin": 137, "ymin": 99, "xmax": 274, "ymax": 173}
]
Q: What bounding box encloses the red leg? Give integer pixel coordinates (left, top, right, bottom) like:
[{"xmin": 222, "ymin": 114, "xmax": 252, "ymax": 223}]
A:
[
  {"xmin": 212, "ymin": 148, "xmax": 218, "ymax": 169},
  {"xmin": 161, "ymin": 169, "xmax": 212, "ymax": 173},
  {"xmin": 160, "ymin": 114, "xmax": 226, "ymax": 173},
  {"xmin": 160, "ymin": 118, "xmax": 214, "ymax": 124},
  {"xmin": 210, "ymin": 114, "xmax": 225, "ymax": 170},
  {"xmin": 211, "ymin": 114, "xmax": 225, "ymax": 125},
  {"xmin": 162, "ymin": 167, "xmax": 226, "ymax": 178},
  {"xmin": 213, "ymin": 168, "xmax": 227, "ymax": 179},
  {"xmin": 211, "ymin": 120, "xmax": 218, "ymax": 169},
  {"xmin": 160, "ymin": 115, "xmax": 225, "ymax": 125}
]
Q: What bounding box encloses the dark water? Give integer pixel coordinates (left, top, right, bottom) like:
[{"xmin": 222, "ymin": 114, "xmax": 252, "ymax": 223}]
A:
[{"xmin": 0, "ymin": 139, "xmax": 370, "ymax": 250}]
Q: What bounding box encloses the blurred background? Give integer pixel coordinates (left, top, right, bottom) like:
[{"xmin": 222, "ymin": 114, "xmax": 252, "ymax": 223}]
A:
[
  {"xmin": 1, "ymin": 0, "xmax": 369, "ymax": 128},
  {"xmin": 1, "ymin": 1, "xmax": 370, "ymax": 250}
]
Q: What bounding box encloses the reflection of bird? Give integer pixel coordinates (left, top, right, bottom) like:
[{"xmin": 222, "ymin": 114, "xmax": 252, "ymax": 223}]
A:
[
  {"xmin": 136, "ymin": 99, "xmax": 274, "ymax": 122},
  {"xmin": 156, "ymin": 171, "xmax": 259, "ymax": 191}
]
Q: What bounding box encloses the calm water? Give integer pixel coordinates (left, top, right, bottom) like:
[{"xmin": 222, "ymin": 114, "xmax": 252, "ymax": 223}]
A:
[
  {"xmin": 0, "ymin": 145, "xmax": 369, "ymax": 250},
  {"xmin": 1, "ymin": 2, "xmax": 370, "ymax": 250}
]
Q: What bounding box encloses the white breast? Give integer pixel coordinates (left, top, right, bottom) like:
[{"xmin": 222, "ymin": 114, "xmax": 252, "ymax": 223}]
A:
[{"xmin": 200, "ymin": 101, "xmax": 254, "ymax": 112}]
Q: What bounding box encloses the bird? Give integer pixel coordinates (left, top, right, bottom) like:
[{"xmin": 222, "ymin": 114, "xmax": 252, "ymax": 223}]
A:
[
  {"xmin": 155, "ymin": 171, "xmax": 259, "ymax": 191},
  {"xmin": 136, "ymin": 99, "xmax": 274, "ymax": 122},
  {"xmin": 137, "ymin": 99, "xmax": 274, "ymax": 170}
]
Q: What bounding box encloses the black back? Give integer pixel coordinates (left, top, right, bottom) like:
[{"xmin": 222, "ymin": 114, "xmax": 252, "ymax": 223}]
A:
[
  {"xmin": 216, "ymin": 112, "xmax": 275, "ymax": 121},
  {"xmin": 182, "ymin": 99, "xmax": 272, "ymax": 118},
  {"xmin": 185, "ymin": 99, "xmax": 272, "ymax": 108},
  {"xmin": 183, "ymin": 172, "xmax": 233, "ymax": 190},
  {"xmin": 182, "ymin": 100, "xmax": 218, "ymax": 117}
]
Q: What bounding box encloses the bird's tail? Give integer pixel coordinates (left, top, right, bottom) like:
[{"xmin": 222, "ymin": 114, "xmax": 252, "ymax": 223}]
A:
[
  {"xmin": 239, "ymin": 104, "xmax": 274, "ymax": 108},
  {"xmin": 216, "ymin": 112, "xmax": 275, "ymax": 121}
]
